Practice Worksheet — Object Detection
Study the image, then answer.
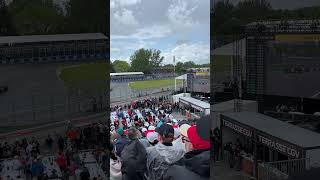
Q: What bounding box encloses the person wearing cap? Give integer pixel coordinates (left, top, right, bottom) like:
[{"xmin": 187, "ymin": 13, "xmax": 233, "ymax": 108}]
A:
[
  {"xmin": 120, "ymin": 127, "xmax": 147, "ymax": 180},
  {"xmin": 146, "ymin": 124, "xmax": 185, "ymax": 180},
  {"xmin": 164, "ymin": 116, "xmax": 211, "ymax": 180},
  {"xmin": 139, "ymin": 128, "xmax": 151, "ymax": 149},
  {"xmin": 146, "ymin": 132, "xmax": 159, "ymax": 146},
  {"xmin": 114, "ymin": 128, "xmax": 129, "ymax": 157}
]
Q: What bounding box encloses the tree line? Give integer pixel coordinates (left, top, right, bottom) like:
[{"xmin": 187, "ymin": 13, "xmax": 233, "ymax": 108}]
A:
[
  {"xmin": 111, "ymin": 48, "xmax": 209, "ymax": 74},
  {"xmin": 211, "ymin": 0, "xmax": 320, "ymax": 47},
  {"xmin": 0, "ymin": 0, "xmax": 108, "ymax": 36}
]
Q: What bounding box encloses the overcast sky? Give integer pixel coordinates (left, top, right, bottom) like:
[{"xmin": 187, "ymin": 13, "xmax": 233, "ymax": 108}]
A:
[{"xmin": 110, "ymin": 0, "xmax": 210, "ymax": 65}]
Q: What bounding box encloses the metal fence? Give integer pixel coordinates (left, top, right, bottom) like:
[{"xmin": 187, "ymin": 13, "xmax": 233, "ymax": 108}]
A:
[
  {"xmin": 0, "ymin": 92, "xmax": 108, "ymax": 132},
  {"xmin": 220, "ymin": 151, "xmax": 309, "ymax": 180},
  {"xmin": 265, "ymin": 111, "xmax": 320, "ymax": 122},
  {"xmin": 258, "ymin": 158, "xmax": 309, "ymax": 180},
  {"xmin": 110, "ymin": 85, "xmax": 183, "ymax": 103}
]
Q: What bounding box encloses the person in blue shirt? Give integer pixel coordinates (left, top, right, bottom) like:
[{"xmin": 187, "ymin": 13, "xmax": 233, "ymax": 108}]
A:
[{"xmin": 31, "ymin": 158, "xmax": 44, "ymax": 179}]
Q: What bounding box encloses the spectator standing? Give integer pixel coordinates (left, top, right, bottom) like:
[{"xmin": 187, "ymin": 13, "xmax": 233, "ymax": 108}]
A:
[
  {"xmin": 213, "ymin": 135, "xmax": 220, "ymax": 162},
  {"xmin": 31, "ymin": 157, "xmax": 45, "ymax": 180},
  {"xmin": 165, "ymin": 116, "xmax": 211, "ymax": 180},
  {"xmin": 110, "ymin": 151, "xmax": 122, "ymax": 180},
  {"xmin": 98, "ymin": 96, "xmax": 103, "ymax": 111},
  {"xmin": 58, "ymin": 136, "xmax": 65, "ymax": 152},
  {"xmin": 146, "ymin": 124, "xmax": 184, "ymax": 180},
  {"xmin": 56, "ymin": 152, "xmax": 67, "ymax": 172},
  {"xmin": 45, "ymin": 135, "xmax": 53, "ymax": 150},
  {"xmin": 114, "ymin": 128, "xmax": 129, "ymax": 157},
  {"xmin": 92, "ymin": 97, "xmax": 97, "ymax": 112},
  {"xmin": 120, "ymin": 127, "xmax": 147, "ymax": 180}
]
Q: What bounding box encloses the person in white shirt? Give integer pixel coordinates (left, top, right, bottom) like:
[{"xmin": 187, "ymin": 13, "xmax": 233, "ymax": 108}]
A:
[{"xmin": 26, "ymin": 143, "xmax": 33, "ymax": 157}]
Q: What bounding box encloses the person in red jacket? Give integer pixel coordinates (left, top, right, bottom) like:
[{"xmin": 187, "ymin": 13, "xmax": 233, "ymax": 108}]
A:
[{"xmin": 56, "ymin": 152, "xmax": 67, "ymax": 172}]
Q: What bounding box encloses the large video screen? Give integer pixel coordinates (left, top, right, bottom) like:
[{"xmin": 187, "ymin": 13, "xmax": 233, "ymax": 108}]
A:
[{"xmin": 265, "ymin": 35, "xmax": 320, "ymax": 99}]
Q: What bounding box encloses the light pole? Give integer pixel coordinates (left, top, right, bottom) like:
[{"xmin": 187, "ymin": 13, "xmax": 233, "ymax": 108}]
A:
[{"xmin": 174, "ymin": 55, "xmax": 176, "ymax": 92}]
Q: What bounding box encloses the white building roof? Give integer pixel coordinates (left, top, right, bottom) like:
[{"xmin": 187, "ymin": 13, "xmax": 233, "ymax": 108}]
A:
[
  {"xmin": 0, "ymin": 33, "xmax": 108, "ymax": 44},
  {"xmin": 110, "ymin": 72, "xmax": 144, "ymax": 76},
  {"xmin": 179, "ymin": 97, "xmax": 210, "ymax": 110}
]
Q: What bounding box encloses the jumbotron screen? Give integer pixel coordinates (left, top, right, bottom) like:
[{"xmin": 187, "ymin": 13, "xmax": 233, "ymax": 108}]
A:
[{"xmin": 265, "ymin": 34, "xmax": 320, "ymax": 99}]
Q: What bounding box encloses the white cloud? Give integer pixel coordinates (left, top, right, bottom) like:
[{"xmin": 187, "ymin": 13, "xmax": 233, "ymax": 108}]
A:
[
  {"xmin": 111, "ymin": 0, "xmax": 142, "ymax": 9},
  {"xmin": 110, "ymin": 1, "xmax": 115, "ymax": 9},
  {"xmin": 111, "ymin": 48, "xmax": 120, "ymax": 52},
  {"xmin": 119, "ymin": 0, "xmax": 142, "ymax": 6},
  {"xmin": 167, "ymin": 0, "xmax": 198, "ymax": 29},
  {"xmin": 113, "ymin": 8, "xmax": 139, "ymax": 26},
  {"xmin": 163, "ymin": 43, "xmax": 210, "ymax": 65},
  {"xmin": 111, "ymin": 25, "xmax": 171, "ymax": 40},
  {"xmin": 111, "ymin": 56, "xmax": 130, "ymax": 63}
]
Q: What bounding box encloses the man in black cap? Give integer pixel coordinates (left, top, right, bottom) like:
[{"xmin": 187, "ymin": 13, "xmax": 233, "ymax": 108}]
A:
[{"xmin": 146, "ymin": 123, "xmax": 185, "ymax": 180}]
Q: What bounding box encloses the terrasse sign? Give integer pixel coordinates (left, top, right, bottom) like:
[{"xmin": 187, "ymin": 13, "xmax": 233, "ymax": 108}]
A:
[
  {"xmin": 258, "ymin": 135, "xmax": 301, "ymax": 159},
  {"xmin": 222, "ymin": 119, "xmax": 253, "ymax": 138}
]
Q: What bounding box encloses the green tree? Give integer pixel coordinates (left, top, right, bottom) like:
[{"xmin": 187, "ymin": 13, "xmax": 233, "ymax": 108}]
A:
[
  {"xmin": 211, "ymin": 0, "xmax": 234, "ymax": 35},
  {"xmin": 234, "ymin": 0, "xmax": 272, "ymax": 22},
  {"xmin": 9, "ymin": 0, "xmax": 65, "ymax": 35},
  {"xmin": 66, "ymin": 0, "xmax": 107, "ymax": 33},
  {"xmin": 110, "ymin": 62, "xmax": 115, "ymax": 73},
  {"xmin": 112, "ymin": 60, "xmax": 130, "ymax": 72},
  {"xmin": 163, "ymin": 64, "xmax": 174, "ymax": 68},
  {"xmin": 149, "ymin": 49, "xmax": 164, "ymax": 68},
  {"xmin": 130, "ymin": 48, "xmax": 152, "ymax": 73},
  {"xmin": 0, "ymin": 0, "xmax": 16, "ymax": 35},
  {"xmin": 175, "ymin": 62, "xmax": 186, "ymax": 74},
  {"xmin": 183, "ymin": 61, "xmax": 196, "ymax": 69},
  {"xmin": 130, "ymin": 48, "xmax": 164, "ymax": 74}
]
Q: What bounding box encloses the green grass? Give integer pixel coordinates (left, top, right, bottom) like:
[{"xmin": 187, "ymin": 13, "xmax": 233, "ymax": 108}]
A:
[
  {"xmin": 59, "ymin": 62, "xmax": 108, "ymax": 92},
  {"xmin": 129, "ymin": 79, "xmax": 183, "ymax": 90},
  {"xmin": 212, "ymin": 55, "xmax": 232, "ymax": 72}
]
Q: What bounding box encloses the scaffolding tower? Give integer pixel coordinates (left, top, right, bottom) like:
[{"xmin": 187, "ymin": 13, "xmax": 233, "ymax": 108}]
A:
[
  {"xmin": 232, "ymin": 33, "xmax": 244, "ymax": 112},
  {"xmin": 244, "ymin": 19, "xmax": 320, "ymax": 112}
]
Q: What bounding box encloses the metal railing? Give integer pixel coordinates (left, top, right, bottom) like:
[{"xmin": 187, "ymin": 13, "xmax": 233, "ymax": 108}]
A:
[
  {"xmin": 110, "ymin": 85, "xmax": 181, "ymax": 103},
  {"xmin": 0, "ymin": 93, "xmax": 108, "ymax": 133},
  {"xmin": 264, "ymin": 111, "xmax": 320, "ymax": 123},
  {"xmin": 258, "ymin": 158, "xmax": 309, "ymax": 180},
  {"xmin": 220, "ymin": 151, "xmax": 309, "ymax": 180}
]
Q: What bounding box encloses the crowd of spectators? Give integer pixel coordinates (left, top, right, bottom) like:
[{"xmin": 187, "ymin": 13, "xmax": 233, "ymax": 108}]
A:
[
  {"xmin": 0, "ymin": 122, "xmax": 109, "ymax": 180},
  {"xmin": 110, "ymin": 98, "xmax": 211, "ymax": 180}
]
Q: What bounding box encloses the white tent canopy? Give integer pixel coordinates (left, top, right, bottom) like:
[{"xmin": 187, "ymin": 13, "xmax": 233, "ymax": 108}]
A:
[
  {"xmin": 174, "ymin": 74, "xmax": 187, "ymax": 92},
  {"xmin": 179, "ymin": 96, "xmax": 210, "ymax": 115},
  {"xmin": 175, "ymin": 74, "xmax": 187, "ymax": 80},
  {"xmin": 172, "ymin": 93, "xmax": 191, "ymax": 103}
]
